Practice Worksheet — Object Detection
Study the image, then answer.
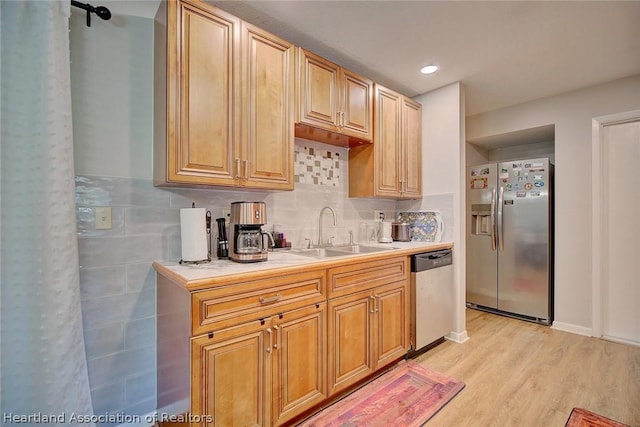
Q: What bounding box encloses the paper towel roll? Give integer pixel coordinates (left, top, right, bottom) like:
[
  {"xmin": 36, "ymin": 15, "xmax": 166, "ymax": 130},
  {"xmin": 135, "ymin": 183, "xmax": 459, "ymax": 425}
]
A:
[{"xmin": 180, "ymin": 208, "xmax": 209, "ymax": 262}]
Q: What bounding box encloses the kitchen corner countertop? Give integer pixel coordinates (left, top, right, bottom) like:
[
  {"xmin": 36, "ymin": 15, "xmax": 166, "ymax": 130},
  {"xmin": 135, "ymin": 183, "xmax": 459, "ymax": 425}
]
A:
[{"xmin": 153, "ymin": 241, "xmax": 453, "ymax": 292}]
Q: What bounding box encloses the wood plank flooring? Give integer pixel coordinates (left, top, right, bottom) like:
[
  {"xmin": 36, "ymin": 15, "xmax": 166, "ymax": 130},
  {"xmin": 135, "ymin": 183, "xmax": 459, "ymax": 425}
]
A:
[
  {"xmin": 159, "ymin": 309, "xmax": 640, "ymax": 426},
  {"xmin": 415, "ymin": 309, "xmax": 640, "ymax": 427}
]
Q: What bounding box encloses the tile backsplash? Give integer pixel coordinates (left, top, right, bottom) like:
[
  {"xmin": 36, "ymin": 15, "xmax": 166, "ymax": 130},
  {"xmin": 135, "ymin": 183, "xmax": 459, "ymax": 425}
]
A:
[
  {"xmin": 295, "ymin": 144, "xmax": 341, "ymax": 186},
  {"xmin": 75, "ymin": 138, "xmax": 451, "ymax": 422}
]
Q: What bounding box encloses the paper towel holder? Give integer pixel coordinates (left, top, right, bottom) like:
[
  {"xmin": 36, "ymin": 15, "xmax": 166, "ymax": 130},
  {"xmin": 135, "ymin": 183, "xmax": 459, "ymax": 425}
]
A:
[{"xmin": 179, "ymin": 203, "xmax": 212, "ymax": 265}]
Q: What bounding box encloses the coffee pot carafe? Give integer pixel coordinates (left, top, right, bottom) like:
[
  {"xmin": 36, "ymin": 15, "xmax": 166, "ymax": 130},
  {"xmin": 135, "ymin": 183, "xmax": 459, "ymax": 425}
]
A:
[{"xmin": 229, "ymin": 202, "xmax": 273, "ymax": 263}]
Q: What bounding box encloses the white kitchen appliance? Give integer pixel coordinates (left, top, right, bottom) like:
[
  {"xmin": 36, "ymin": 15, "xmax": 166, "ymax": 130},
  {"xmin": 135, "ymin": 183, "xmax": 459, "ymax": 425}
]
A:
[
  {"xmin": 466, "ymin": 157, "xmax": 554, "ymax": 324},
  {"xmin": 409, "ymin": 249, "xmax": 454, "ymax": 356}
]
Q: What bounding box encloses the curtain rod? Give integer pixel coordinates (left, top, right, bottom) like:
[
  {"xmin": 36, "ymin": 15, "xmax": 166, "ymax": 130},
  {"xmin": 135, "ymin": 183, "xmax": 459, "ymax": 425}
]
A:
[{"xmin": 71, "ymin": 0, "xmax": 111, "ymax": 27}]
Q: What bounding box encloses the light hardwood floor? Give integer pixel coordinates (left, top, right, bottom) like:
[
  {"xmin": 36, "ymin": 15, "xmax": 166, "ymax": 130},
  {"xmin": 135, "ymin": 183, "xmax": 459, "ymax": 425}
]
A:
[{"xmin": 415, "ymin": 309, "xmax": 640, "ymax": 427}]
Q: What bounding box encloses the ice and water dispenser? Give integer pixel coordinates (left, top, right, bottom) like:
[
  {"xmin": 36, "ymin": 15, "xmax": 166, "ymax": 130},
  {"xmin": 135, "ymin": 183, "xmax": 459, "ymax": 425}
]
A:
[{"xmin": 471, "ymin": 204, "xmax": 492, "ymax": 236}]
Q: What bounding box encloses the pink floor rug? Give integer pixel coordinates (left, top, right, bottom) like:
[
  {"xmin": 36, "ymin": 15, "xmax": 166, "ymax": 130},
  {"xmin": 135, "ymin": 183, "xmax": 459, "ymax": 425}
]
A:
[{"xmin": 298, "ymin": 360, "xmax": 464, "ymax": 427}]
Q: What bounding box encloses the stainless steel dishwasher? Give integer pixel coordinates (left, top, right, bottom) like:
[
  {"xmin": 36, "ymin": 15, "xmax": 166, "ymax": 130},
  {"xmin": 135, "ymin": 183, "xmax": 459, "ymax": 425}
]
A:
[{"xmin": 408, "ymin": 249, "xmax": 454, "ymax": 357}]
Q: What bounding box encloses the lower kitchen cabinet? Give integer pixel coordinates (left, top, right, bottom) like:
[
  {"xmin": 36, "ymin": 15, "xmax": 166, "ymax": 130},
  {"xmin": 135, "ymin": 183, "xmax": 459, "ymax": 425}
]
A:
[
  {"xmin": 156, "ymin": 253, "xmax": 414, "ymax": 426},
  {"xmin": 192, "ymin": 321, "xmax": 268, "ymax": 426},
  {"xmin": 191, "ymin": 303, "xmax": 327, "ymax": 426},
  {"xmin": 328, "ymin": 281, "xmax": 409, "ymax": 395},
  {"xmin": 272, "ymin": 303, "xmax": 327, "ymax": 425}
]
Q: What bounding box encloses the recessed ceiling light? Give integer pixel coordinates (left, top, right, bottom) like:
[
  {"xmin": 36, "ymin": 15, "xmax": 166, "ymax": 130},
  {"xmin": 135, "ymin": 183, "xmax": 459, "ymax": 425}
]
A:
[{"xmin": 420, "ymin": 65, "xmax": 439, "ymax": 75}]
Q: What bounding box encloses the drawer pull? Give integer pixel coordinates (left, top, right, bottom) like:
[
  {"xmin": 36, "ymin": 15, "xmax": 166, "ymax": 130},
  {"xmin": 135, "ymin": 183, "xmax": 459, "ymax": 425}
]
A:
[{"xmin": 259, "ymin": 294, "xmax": 282, "ymax": 304}]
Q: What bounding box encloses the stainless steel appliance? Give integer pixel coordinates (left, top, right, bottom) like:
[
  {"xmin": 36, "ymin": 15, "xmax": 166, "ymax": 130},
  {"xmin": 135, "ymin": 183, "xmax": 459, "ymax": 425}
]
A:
[
  {"xmin": 409, "ymin": 249, "xmax": 454, "ymax": 357},
  {"xmin": 466, "ymin": 158, "xmax": 554, "ymax": 324},
  {"xmin": 391, "ymin": 222, "xmax": 410, "ymax": 241},
  {"xmin": 229, "ymin": 202, "xmax": 273, "ymax": 263}
]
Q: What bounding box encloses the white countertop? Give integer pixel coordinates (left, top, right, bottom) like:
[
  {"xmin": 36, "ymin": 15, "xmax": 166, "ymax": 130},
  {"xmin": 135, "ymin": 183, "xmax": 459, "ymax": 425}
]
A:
[{"xmin": 153, "ymin": 241, "xmax": 453, "ymax": 291}]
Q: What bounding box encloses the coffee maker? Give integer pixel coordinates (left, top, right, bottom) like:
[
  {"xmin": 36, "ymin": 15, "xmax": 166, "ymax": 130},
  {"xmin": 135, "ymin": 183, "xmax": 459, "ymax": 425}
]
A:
[{"xmin": 229, "ymin": 202, "xmax": 274, "ymax": 263}]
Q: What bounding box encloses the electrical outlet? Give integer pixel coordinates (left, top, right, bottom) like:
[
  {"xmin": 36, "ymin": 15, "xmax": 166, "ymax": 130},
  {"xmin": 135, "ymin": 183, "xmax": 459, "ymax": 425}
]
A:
[
  {"xmin": 95, "ymin": 207, "xmax": 112, "ymax": 230},
  {"xmin": 222, "ymin": 209, "xmax": 231, "ymax": 222},
  {"xmin": 373, "ymin": 210, "xmax": 384, "ymax": 221}
]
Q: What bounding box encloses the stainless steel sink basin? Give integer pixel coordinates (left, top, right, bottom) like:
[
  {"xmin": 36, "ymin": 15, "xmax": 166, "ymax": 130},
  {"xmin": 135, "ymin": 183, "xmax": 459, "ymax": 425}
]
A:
[
  {"xmin": 293, "ymin": 248, "xmax": 347, "ymax": 258},
  {"xmin": 292, "ymin": 244, "xmax": 394, "ymax": 258},
  {"xmin": 332, "ymin": 244, "xmax": 394, "ymax": 254}
]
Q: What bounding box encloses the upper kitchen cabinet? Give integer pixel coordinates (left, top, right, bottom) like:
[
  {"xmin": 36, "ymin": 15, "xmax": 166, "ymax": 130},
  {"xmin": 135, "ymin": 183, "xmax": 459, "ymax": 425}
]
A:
[
  {"xmin": 295, "ymin": 48, "xmax": 373, "ymax": 147},
  {"xmin": 154, "ymin": 0, "xmax": 295, "ymax": 190},
  {"xmin": 349, "ymin": 85, "xmax": 422, "ymax": 199}
]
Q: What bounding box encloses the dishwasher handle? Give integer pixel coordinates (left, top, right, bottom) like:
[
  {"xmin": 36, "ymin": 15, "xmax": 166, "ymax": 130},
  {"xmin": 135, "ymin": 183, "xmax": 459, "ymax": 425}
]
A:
[{"xmin": 411, "ymin": 249, "xmax": 452, "ymax": 272}]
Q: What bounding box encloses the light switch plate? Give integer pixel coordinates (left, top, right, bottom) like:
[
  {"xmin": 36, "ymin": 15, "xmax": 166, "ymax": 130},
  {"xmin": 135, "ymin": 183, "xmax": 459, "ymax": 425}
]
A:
[{"xmin": 95, "ymin": 207, "xmax": 112, "ymax": 230}]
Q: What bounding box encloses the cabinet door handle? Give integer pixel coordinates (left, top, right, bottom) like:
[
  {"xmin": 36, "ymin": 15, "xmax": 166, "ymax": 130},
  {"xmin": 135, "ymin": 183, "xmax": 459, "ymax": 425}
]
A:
[
  {"xmin": 375, "ymin": 296, "xmax": 379, "ymax": 313},
  {"xmin": 273, "ymin": 325, "xmax": 280, "ymax": 350},
  {"xmin": 370, "ymin": 295, "xmax": 376, "ymax": 313},
  {"xmin": 242, "ymin": 159, "xmax": 248, "ymax": 179},
  {"xmin": 235, "ymin": 158, "xmax": 241, "ymax": 179},
  {"xmin": 259, "ymin": 293, "xmax": 282, "ymax": 304},
  {"xmin": 266, "ymin": 328, "xmax": 272, "ymax": 353}
]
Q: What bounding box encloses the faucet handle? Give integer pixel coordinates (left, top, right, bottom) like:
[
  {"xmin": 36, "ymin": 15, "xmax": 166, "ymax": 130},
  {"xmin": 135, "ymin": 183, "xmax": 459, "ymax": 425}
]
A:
[
  {"xmin": 327, "ymin": 236, "xmax": 335, "ymax": 246},
  {"xmin": 348, "ymin": 230, "xmax": 354, "ymax": 245},
  {"xmin": 304, "ymin": 237, "xmax": 311, "ymax": 249}
]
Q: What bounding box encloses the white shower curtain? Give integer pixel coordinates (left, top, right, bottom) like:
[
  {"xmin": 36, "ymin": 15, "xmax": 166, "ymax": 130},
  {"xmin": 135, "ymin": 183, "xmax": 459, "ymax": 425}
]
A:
[{"xmin": 1, "ymin": 1, "xmax": 94, "ymax": 423}]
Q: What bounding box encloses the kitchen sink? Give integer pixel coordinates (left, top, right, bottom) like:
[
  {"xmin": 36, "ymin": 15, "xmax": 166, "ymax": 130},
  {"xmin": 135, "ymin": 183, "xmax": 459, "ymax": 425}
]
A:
[{"xmin": 292, "ymin": 244, "xmax": 394, "ymax": 258}]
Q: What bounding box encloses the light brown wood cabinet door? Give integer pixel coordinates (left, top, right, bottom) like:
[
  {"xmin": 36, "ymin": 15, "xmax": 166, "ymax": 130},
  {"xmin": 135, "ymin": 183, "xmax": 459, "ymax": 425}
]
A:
[
  {"xmin": 327, "ymin": 291, "xmax": 374, "ymax": 395},
  {"xmin": 374, "ymin": 85, "xmax": 403, "ymax": 197},
  {"xmin": 272, "ymin": 303, "xmax": 327, "ymax": 426},
  {"xmin": 340, "ymin": 69, "xmax": 373, "ymax": 141},
  {"xmin": 372, "ymin": 282, "xmax": 409, "ymax": 370},
  {"xmin": 402, "ymin": 97, "xmax": 422, "ymax": 198},
  {"xmin": 298, "ymin": 48, "xmax": 340, "ymax": 131},
  {"xmin": 192, "ymin": 321, "xmax": 270, "ymax": 426},
  {"xmin": 240, "ymin": 23, "xmax": 295, "ymax": 190},
  {"xmin": 170, "ymin": 1, "xmax": 240, "ymax": 186}
]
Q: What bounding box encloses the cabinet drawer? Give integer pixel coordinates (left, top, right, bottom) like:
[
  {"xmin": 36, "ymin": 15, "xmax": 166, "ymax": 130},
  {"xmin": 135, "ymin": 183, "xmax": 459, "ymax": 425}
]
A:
[
  {"xmin": 327, "ymin": 256, "xmax": 408, "ymax": 299},
  {"xmin": 192, "ymin": 269, "xmax": 326, "ymax": 335}
]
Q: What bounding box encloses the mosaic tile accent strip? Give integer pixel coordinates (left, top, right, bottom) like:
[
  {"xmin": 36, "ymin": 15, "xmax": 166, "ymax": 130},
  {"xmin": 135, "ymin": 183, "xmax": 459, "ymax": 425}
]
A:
[{"xmin": 295, "ymin": 145, "xmax": 341, "ymax": 186}]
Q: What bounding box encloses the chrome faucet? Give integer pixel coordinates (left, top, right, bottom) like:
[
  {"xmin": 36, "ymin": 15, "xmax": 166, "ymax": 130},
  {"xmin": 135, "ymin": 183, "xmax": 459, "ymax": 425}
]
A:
[{"xmin": 317, "ymin": 206, "xmax": 337, "ymax": 247}]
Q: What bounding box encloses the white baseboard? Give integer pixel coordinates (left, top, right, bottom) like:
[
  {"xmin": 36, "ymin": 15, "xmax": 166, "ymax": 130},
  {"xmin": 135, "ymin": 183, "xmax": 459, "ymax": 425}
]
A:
[
  {"xmin": 551, "ymin": 321, "xmax": 592, "ymax": 337},
  {"xmin": 445, "ymin": 329, "xmax": 469, "ymax": 343}
]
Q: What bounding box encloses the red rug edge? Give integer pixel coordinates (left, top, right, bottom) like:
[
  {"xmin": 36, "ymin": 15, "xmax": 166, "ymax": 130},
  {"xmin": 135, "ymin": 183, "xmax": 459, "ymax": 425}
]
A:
[
  {"xmin": 298, "ymin": 359, "xmax": 465, "ymax": 427},
  {"xmin": 565, "ymin": 407, "xmax": 629, "ymax": 427}
]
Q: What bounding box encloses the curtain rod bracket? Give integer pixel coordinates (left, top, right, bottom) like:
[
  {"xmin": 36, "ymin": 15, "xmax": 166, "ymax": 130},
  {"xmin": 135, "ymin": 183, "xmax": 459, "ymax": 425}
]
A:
[{"xmin": 71, "ymin": 0, "xmax": 111, "ymax": 27}]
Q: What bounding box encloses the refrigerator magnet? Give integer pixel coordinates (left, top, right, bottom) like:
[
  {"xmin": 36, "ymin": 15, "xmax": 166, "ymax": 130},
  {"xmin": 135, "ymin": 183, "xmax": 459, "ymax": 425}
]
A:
[
  {"xmin": 524, "ymin": 182, "xmax": 533, "ymax": 190},
  {"xmin": 516, "ymin": 191, "xmax": 527, "ymax": 198},
  {"xmin": 471, "ymin": 177, "xmax": 488, "ymax": 189},
  {"xmin": 534, "ymin": 181, "xmax": 545, "ymax": 187}
]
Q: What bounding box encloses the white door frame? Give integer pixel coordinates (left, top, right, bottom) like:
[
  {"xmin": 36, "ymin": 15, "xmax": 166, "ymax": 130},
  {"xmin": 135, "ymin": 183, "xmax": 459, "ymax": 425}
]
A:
[{"xmin": 591, "ymin": 109, "xmax": 640, "ymax": 338}]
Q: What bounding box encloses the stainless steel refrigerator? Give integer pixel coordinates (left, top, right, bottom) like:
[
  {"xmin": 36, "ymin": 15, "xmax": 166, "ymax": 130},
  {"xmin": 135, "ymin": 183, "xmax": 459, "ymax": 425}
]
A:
[{"xmin": 466, "ymin": 158, "xmax": 553, "ymax": 324}]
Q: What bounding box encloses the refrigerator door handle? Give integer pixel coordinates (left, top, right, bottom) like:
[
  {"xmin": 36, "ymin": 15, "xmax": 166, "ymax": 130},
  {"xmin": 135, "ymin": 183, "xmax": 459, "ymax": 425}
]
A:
[
  {"xmin": 490, "ymin": 187, "xmax": 497, "ymax": 251},
  {"xmin": 497, "ymin": 186, "xmax": 504, "ymax": 251}
]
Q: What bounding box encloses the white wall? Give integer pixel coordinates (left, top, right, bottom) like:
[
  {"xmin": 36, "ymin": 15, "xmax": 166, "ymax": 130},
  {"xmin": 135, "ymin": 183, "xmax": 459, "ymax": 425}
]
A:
[
  {"xmin": 403, "ymin": 82, "xmax": 468, "ymax": 340},
  {"xmin": 71, "ymin": 12, "xmax": 153, "ymax": 179},
  {"xmin": 467, "ymin": 74, "xmax": 640, "ymax": 332}
]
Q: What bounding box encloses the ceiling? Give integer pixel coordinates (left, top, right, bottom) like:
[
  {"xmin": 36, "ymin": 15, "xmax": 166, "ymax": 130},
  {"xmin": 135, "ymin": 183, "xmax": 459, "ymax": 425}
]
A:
[{"xmin": 98, "ymin": 0, "xmax": 640, "ymax": 116}]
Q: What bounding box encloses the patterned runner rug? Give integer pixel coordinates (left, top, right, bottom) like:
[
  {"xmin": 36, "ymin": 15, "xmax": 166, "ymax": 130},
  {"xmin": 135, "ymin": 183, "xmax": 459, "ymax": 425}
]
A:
[
  {"xmin": 565, "ymin": 408, "xmax": 629, "ymax": 427},
  {"xmin": 298, "ymin": 360, "xmax": 464, "ymax": 427}
]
